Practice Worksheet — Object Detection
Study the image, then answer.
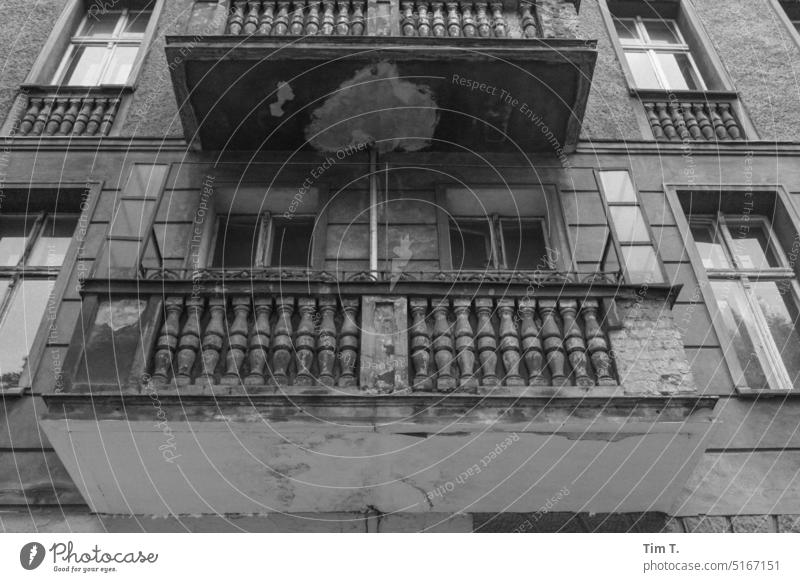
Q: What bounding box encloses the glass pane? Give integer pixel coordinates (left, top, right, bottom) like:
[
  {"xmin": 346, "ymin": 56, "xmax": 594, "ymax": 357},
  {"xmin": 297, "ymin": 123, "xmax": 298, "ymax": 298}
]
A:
[
  {"xmin": 124, "ymin": 10, "xmax": 152, "ymax": 35},
  {"xmin": 0, "ymin": 280, "xmax": 54, "ymax": 389},
  {"xmin": 726, "ymin": 223, "xmax": 781, "ymax": 269},
  {"xmin": 271, "ymin": 221, "xmax": 313, "ymax": 267},
  {"xmin": 610, "ymin": 206, "xmax": 650, "ymax": 243},
  {"xmin": 450, "ymin": 221, "xmax": 492, "ymax": 270},
  {"xmin": 642, "ymin": 19, "xmax": 680, "ymax": 44},
  {"xmin": 599, "ymin": 171, "xmax": 638, "ymax": 203},
  {"xmin": 752, "ymin": 281, "xmax": 800, "ymax": 388},
  {"xmin": 102, "ymin": 45, "xmax": 138, "ymax": 84},
  {"xmin": 213, "ymin": 216, "xmax": 261, "ymax": 268},
  {"xmin": 709, "ymin": 281, "xmax": 770, "ymax": 389},
  {"xmin": 621, "ymin": 246, "xmax": 663, "ymax": 283},
  {"xmin": 80, "ymin": 11, "xmax": 122, "ymax": 36},
  {"xmin": 613, "ymin": 18, "xmax": 640, "ymax": 43},
  {"xmin": 690, "ymin": 223, "xmax": 731, "ymax": 269},
  {"xmin": 655, "ymin": 52, "xmax": 703, "ymax": 90},
  {"xmin": 0, "ymin": 216, "xmax": 34, "ymax": 266},
  {"xmin": 502, "ymin": 221, "xmax": 549, "ymax": 270},
  {"xmin": 625, "ymin": 51, "xmax": 662, "ymax": 89},
  {"xmin": 109, "ymin": 199, "xmax": 156, "ymax": 238},
  {"xmin": 28, "ymin": 216, "xmax": 77, "ymax": 267},
  {"xmin": 61, "ymin": 45, "xmax": 109, "ymax": 85}
]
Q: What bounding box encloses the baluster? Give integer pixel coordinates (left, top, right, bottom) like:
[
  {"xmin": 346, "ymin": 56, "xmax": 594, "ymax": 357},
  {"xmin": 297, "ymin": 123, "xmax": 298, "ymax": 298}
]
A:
[
  {"xmin": 692, "ymin": 103, "xmax": 714, "ymax": 140},
  {"xmin": 175, "ymin": 297, "xmax": 204, "ymax": 385},
  {"xmin": 18, "ymin": 98, "xmax": 42, "ymax": 135},
  {"xmin": 681, "ymin": 102, "xmax": 701, "ymax": 139},
  {"xmin": 245, "ymin": 296, "xmax": 273, "ymax": 385},
  {"xmin": 539, "ymin": 300, "xmax": 567, "ymax": 386},
  {"xmin": 271, "ymin": 296, "xmax": 294, "ymax": 385},
  {"xmin": 445, "ymin": 2, "xmax": 461, "ymax": 36},
  {"xmin": 409, "ymin": 298, "xmax": 433, "ymax": 391},
  {"xmin": 228, "ymin": 0, "xmax": 248, "ymax": 33},
  {"xmin": 519, "ymin": 298, "xmax": 546, "ymax": 385},
  {"xmin": 475, "ymin": 1, "xmax": 490, "ymax": 37},
  {"xmin": 316, "ymin": 297, "xmax": 337, "ymax": 386},
  {"xmin": 581, "ymin": 299, "xmax": 615, "ymax": 385},
  {"xmin": 244, "ymin": 0, "xmax": 261, "ymax": 33},
  {"xmin": 708, "ymin": 103, "xmax": 727, "ymax": 140},
  {"xmin": 670, "ymin": 103, "xmax": 689, "ymax": 140},
  {"xmin": 321, "ymin": 0, "xmax": 335, "ymax": 34},
  {"xmin": 432, "ymin": 299, "xmax": 456, "ymax": 392},
  {"xmin": 461, "ymin": 2, "xmax": 476, "ymax": 36},
  {"xmin": 644, "ymin": 103, "xmax": 664, "ymax": 139},
  {"xmin": 718, "ymin": 103, "xmax": 741, "ymax": 139},
  {"xmin": 520, "ymin": 1, "xmax": 537, "ymax": 38},
  {"xmin": 200, "ymin": 297, "xmax": 226, "ymax": 383},
  {"xmin": 453, "ymin": 298, "xmax": 477, "ymax": 391},
  {"xmin": 498, "ymin": 299, "xmax": 524, "ymax": 386},
  {"xmin": 290, "ymin": 1, "xmax": 305, "ymax": 34},
  {"xmin": 417, "ymin": 2, "xmax": 432, "ymax": 36},
  {"xmin": 44, "ymin": 98, "xmax": 66, "ymax": 136},
  {"xmin": 655, "ymin": 102, "xmax": 677, "ymax": 140},
  {"xmin": 401, "ymin": 1, "xmax": 416, "ymax": 36},
  {"xmin": 335, "ymin": 0, "xmax": 350, "ymax": 34},
  {"xmin": 57, "ymin": 98, "xmax": 81, "ymax": 135},
  {"xmin": 490, "ymin": 2, "xmax": 506, "ymax": 37},
  {"xmin": 259, "ymin": 1, "xmax": 276, "ymax": 34},
  {"xmin": 32, "ymin": 98, "xmax": 54, "ymax": 136},
  {"xmin": 475, "ymin": 298, "xmax": 499, "ymax": 386},
  {"xmin": 274, "ymin": 1, "xmax": 290, "ymax": 34},
  {"xmin": 431, "ymin": 2, "xmax": 446, "ymax": 36},
  {"xmin": 72, "ymin": 99, "xmax": 94, "ymax": 136},
  {"xmin": 85, "ymin": 99, "xmax": 106, "ymax": 136},
  {"xmin": 99, "ymin": 98, "xmax": 119, "ymax": 136},
  {"xmin": 351, "ymin": 1, "xmax": 365, "ymax": 34},
  {"xmin": 337, "ymin": 297, "xmax": 359, "ymax": 387},
  {"xmin": 222, "ymin": 296, "xmax": 251, "ymax": 384},
  {"xmin": 152, "ymin": 297, "xmax": 184, "ymax": 385},
  {"xmin": 295, "ymin": 298, "xmax": 317, "ymax": 385},
  {"xmin": 559, "ymin": 300, "xmax": 592, "ymax": 387},
  {"xmin": 306, "ymin": 1, "xmax": 321, "ymax": 34}
]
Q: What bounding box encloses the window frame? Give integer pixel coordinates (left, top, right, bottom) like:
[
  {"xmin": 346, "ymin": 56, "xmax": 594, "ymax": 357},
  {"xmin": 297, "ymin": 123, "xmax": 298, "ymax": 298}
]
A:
[{"xmin": 773, "ymin": 0, "xmax": 800, "ymax": 48}]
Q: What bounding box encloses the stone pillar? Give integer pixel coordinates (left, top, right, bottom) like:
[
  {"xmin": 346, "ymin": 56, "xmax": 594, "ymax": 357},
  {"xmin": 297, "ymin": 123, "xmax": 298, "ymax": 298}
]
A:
[
  {"xmin": 534, "ymin": 0, "xmax": 579, "ymax": 39},
  {"xmin": 187, "ymin": 1, "xmax": 230, "ymax": 35}
]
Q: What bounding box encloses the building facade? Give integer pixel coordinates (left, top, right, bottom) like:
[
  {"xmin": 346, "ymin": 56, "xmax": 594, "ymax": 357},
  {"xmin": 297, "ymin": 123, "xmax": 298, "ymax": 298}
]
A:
[{"xmin": 0, "ymin": 0, "xmax": 799, "ymax": 532}]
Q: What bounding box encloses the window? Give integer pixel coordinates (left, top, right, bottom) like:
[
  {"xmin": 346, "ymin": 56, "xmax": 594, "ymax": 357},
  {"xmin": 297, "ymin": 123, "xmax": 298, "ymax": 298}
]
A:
[
  {"xmin": 448, "ymin": 217, "xmax": 552, "ymax": 271},
  {"xmin": 0, "ymin": 213, "xmax": 77, "ymax": 389},
  {"xmin": 613, "ymin": 16, "xmax": 705, "ymax": 90},
  {"xmin": 690, "ymin": 214, "xmax": 800, "ymax": 391},
  {"xmin": 779, "ymin": 1, "xmax": 800, "ymax": 33},
  {"xmin": 53, "ymin": 4, "xmax": 153, "ymax": 85},
  {"xmin": 211, "ymin": 214, "xmax": 314, "ymax": 269}
]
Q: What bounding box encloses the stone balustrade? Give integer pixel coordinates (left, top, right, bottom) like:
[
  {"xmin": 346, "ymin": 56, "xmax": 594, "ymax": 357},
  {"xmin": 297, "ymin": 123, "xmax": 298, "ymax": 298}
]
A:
[
  {"xmin": 226, "ymin": 0, "xmax": 366, "ymax": 35},
  {"xmin": 15, "ymin": 92, "xmax": 121, "ymax": 137},
  {"xmin": 643, "ymin": 100, "xmax": 744, "ymax": 141}
]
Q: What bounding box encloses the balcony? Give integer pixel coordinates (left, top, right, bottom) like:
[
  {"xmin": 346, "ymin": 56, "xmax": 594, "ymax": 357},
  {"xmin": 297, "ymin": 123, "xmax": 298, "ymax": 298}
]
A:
[{"xmin": 166, "ymin": 0, "xmax": 596, "ymax": 152}]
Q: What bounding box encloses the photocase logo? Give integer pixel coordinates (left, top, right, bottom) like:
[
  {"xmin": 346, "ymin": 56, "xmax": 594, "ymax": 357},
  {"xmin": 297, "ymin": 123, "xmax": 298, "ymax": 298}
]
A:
[{"xmin": 20, "ymin": 542, "xmax": 46, "ymax": 570}]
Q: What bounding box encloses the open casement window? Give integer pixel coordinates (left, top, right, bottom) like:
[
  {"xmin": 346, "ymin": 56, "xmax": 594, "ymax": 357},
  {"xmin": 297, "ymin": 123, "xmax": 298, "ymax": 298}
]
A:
[
  {"xmin": 0, "ymin": 213, "xmax": 77, "ymax": 390},
  {"xmin": 211, "ymin": 214, "xmax": 315, "ymax": 269},
  {"xmin": 448, "ymin": 217, "xmax": 553, "ymax": 271},
  {"xmin": 53, "ymin": 4, "xmax": 153, "ymax": 85},
  {"xmin": 613, "ymin": 16, "xmax": 705, "ymax": 91},
  {"xmin": 690, "ymin": 214, "xmax": 800, "ymax": 391}
]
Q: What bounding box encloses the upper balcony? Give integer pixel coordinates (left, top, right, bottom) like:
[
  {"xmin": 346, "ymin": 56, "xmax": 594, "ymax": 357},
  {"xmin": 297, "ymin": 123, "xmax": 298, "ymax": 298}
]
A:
[{"xmin": 166, "ymin": 0, "xmax": 596, "ymax": 153}]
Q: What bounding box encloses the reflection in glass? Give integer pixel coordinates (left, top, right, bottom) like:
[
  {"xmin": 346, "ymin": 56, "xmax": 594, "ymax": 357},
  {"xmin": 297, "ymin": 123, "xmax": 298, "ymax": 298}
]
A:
[
  {"xmin": 0, "ymin": 280, "xmax": 54, "ymax": 389},
  {"xmin": 643, "ymin": 19, "xmax": 680, "ymax": 44},
  {"xmin": 0, "ymin": 216, "xmax": 31, "ymax": 266},
  {"xmin": 753, "ymin": 281, "xmax": 800, "ymax": 388},
  {"xmin": 105, "ymin": 45, "xmax": 138, "ymax": 84},
  {"xmin": 690, "ymin": 223, "xmax": 731, "ymax": 269},
  {"xmin": 621, "ymin": 246, "xmax": 663, "ymax": 283},
  {"xmin": 610, "ymin": 207, "xmax": 650, "ymax": 243},
  {"xmin": 599, "ymin": 171, "xmax": 638, "ymax": 203},
  {"xmin": 28, "ymin": 216, "xmax": 77, "ymax": 267},
  {"xmin": 62, "ymin": 45, "xmax": 107, "ymax": 85},
  {"xmin": 625, "ymin": 51, "xmax": 661, "ymax": 89},
  {"xmin": 655, "ymin": 52, "xmax": 703, "ymax": 90},
  {"xmin": 613, "ymin": 18, "xmax": 640, "ymax": 42},
  {"xmin": 80, "ymin": 11, "xmax": 120, "ymax": 36},
  {"xmin": 728, "ymin": 224, "xmax": 780, "ymax": 269}
]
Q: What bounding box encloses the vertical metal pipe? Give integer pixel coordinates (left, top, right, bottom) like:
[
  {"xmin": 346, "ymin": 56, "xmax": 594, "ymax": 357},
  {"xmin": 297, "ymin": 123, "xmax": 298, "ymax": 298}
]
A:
[{"xmin": 369, "ymin": 147, "xmax": 379, "ymax": 278}]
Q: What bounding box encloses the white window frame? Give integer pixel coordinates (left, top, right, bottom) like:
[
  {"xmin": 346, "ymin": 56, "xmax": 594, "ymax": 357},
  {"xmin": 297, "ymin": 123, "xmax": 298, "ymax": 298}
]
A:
[
  {"xmin": 691, "ymin": 213, "xmax": 800, "ymax": 391},
  {"xmin": 614, "ymin": 16, "xmax": 707, "ymax": 91}
]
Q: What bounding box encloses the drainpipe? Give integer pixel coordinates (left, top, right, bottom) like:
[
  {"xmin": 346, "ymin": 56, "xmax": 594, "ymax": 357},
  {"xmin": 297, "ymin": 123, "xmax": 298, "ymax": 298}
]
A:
[{"xmin": 369, "ymin": 147, "xmax": 379, "ymax": 278}]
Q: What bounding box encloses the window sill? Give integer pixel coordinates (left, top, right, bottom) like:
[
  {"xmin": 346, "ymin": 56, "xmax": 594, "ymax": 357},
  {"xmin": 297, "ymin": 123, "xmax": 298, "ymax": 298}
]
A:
[
  {"xmin": 632, "ymin": 89, "xmax": 745, "ymax": 141},
  {"xmin": 629, "ymin": 88, "xmax": 739, "ymax": 101},
  {"xmin": 735, "ymin": 387, "xmax": 800, "ymax": 398}
]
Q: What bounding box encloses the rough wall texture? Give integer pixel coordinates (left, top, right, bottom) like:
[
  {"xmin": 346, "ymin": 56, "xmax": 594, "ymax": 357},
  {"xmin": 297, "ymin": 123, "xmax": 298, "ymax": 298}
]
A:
[{"xmin": 692, "ymin": 0, "xmax": 800, "ymax": 141}]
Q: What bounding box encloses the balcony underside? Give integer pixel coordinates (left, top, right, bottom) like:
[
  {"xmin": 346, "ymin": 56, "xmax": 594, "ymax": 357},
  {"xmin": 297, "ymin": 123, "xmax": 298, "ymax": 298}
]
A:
[{"xmin": 166, "ymin": 36, "xmax": 596, "ymax": 152}]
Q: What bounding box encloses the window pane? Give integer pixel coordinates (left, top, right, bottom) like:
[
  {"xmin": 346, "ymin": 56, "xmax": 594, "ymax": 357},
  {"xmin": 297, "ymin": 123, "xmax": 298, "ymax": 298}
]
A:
[
  {"xmin": 610, "ymin": 207, "xmax": 650, "ymax": 243},
  {"xmin": 625, "ymin": 51, "xmax": 662, "ymax": 89},
  {"xmin": 450, "ymin": 221, "xmax": 492, "ymax": 270},
  {"xmin": 752, "ymin": 282, "xmax": 800, "ymax": 387},
  {"xmin": 655, "ymin": 52, "xmax": 703, "ymax": 90},
  {"xmin": 62, "ymin": 45, "xmax": 109, "ymax": 85},
  {"xmin": 727, "ymin": 223, "xmax": 780, "ymax": 269},
  {"xmin": 0, "ymin": 216, "xmax": 33, "ymax": 266},
  {"xmin": 621, "ymin": 246, "xmax": 663, "ymax": 283},
  {"xmin": 709, "ymin": 281, "xmax": 770, "ymax": 389},
  {"xmin": 613, "ymin": 18, "xmax": 640, "ymax": 43},
  {"xmin": 0, "ymin": 280, "xmax": 54, "ymax": 389},
  {"xmin": 102, "ymin": 45, "xmax": 138, "ymax": 84},
  {"xmin": 80, "ymin": 11, "xmax": 122, "ymax": 36},
  {"xmin": 502, "ymin": 221, "xmax": 549, "ymax": 270},
  {"xmin": 213, "ymin": 216, "xmax": 261, "ymax": 268},
  {"xmin": 271, "ymin": 221, "xmax": 313, "ymax": 267},
  {"xmin": 690, "ymin": 223, "xmax": 731, "ymax": 269},
  {"xmin": 599, "ymin": 171, "xmax": 638, "ymax": 203},
  {"xmin": 124, "ymin": 10, "xmax": 152, "ymax": 35},
  {"xmin": 28, "ymin": 216, "xmax": 77, "ymax": 267},
  {"xmin": 109, "ymin": 199, "xmax": 156, "ymax": 238},
  {"xmin": 642, "ymin": 19, "xmax": 681, "ymax": 44}
]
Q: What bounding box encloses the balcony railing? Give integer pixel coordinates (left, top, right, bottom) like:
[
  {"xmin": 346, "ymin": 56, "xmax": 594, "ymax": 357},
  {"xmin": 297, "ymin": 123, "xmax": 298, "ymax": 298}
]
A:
[
  {"xmin": 226, "ymin": 1, "xmax": 367, "ymax": 35},
  {"xmin": 13, "ymin": 87, "xmax": 126, "ymax": 137},
  {"xmin": 643, "ymin": 99, "xmax": 744, "ymax": 142}
]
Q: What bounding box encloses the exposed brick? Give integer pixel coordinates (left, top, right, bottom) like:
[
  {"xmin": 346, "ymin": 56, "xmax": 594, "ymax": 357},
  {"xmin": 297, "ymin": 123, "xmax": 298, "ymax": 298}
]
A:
[
  {"xmin": 731, "ymin": 515, "xmax": 774, "ymax": 533},
  {"xmin": 661, "ymin": 518, "xmax": 685, "ymax": 533},
  {"xmin": 778, "ymin": 515, "xmax": 800, "ymax": 533},
  {"xmin": 684, "ymin": 516, "xmax": 731, "ymax": 533}
]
